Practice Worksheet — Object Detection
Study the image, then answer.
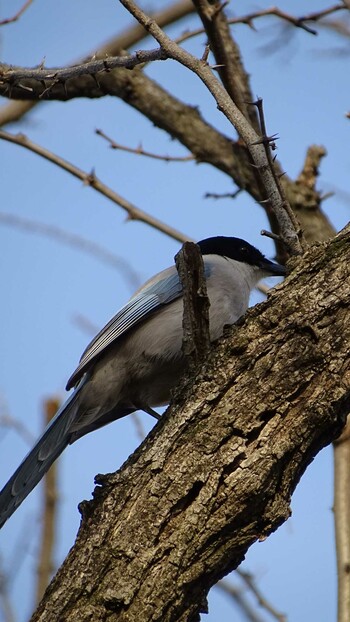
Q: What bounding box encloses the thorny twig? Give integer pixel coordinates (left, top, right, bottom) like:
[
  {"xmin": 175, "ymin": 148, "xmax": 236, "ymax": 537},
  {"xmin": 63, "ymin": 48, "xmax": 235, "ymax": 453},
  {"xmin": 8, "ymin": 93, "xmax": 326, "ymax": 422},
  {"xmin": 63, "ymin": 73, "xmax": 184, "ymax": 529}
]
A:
[
  {"xmin": 175, "ymin": 3, "xmax": 346, "ymax": 44},
  {"xmin": 95, "ymin": 128, "xmax": 194, "ymax": 162},
  {"xmin": 0, "ymin": 48, "xmax": 167, "ymax": 97},
  {"xmin": 252, "ymin": 97, "xmax": 301, "ymax": 238},
  {"xmin": 0, "ymin": 0, "xmax": 195, "ymax": 125},
  {"xmin": 118, "ymin": 0, "xmax": 303, "ymax": 255}
]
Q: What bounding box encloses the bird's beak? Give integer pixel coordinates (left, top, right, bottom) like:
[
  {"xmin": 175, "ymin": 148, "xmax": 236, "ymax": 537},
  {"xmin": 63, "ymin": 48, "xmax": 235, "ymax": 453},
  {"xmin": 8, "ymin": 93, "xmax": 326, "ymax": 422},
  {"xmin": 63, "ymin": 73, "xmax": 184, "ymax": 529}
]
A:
[{"xmin": 260, "ymin": 259, "xmax": 286, "ymax": 277}]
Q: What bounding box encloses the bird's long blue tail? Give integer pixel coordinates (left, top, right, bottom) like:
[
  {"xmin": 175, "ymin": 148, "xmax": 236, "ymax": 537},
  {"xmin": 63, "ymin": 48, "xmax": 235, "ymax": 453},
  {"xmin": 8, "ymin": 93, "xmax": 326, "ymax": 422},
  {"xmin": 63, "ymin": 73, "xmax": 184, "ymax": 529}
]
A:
[{"xmin": 0, "ymin": 379, "xmax": 86, "ymax": 529}]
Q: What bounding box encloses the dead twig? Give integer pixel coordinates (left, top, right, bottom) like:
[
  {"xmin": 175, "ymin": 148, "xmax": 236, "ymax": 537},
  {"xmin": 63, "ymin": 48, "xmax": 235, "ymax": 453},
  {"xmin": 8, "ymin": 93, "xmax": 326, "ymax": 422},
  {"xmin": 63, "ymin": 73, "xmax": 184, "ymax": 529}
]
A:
[
  {"xmin": 217, "ymin": 578, "xmax": 266, "ymax": 622},
  {"xmin": 95, "ymin": 128, "xmax": 194, "ymax": 162},
  {"xmin": 176, "ymin": 4, "xmax": 346, "ymax": 44},
  {"xmin": 236, "ymin": 569, "xmax": 287, "ymax": 622},
  {"xmin": 0, "ymin": 0, "xmax": 34, "ymax": 27}
]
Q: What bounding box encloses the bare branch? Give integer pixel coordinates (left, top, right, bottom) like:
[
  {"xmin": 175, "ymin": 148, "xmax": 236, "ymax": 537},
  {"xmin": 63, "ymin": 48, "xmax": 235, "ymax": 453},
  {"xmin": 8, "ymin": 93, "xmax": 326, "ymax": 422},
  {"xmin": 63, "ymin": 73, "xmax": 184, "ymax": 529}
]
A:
[
  {"xmin": 204, "ymin": 189, "xmax": 242, "ymax": 200},
  {"xmin": 191, "ymin": 0, "xmax": 259, "ymax": 129},
  {"xmin": 96, "ymin": 0, "xmax": 194, "ymax": 56},
  {"xmin": 217, "ymin": 579, "xmax": 266, "ymax": 622},
  {"xmin": 176, "ymin": 4, "xmax": 347, "ymax": 43},
  {"xmin": 118, "ymin": 0, "xmax": 303, "ymax": 255},
  {"xmin": 36, "ymin": 400, "xmax": 60, "ymax": 605},
  {"xmin": 0, "ymin": 0, "xmax": 195, "ymax": 125},
  {"xmin": 0, "ymin": 0, "xmax": 33, "ymax": 27},
  {"xmin": 95, "ymin": 128, "xmax": 195, "ymax": 162},
  {"xmin": 0, "ymin": 129, "xmax": 190, "ymax": 244},
  {"xmin": 252, "ymin": 97, "xmax": 301, "ymax": 237},
  {"xmin": 296, "ymin": 145, "xmax": 327, "ymax": 190},
  {"xmin": 237, "ymin": 569, "xmax": 287, "ymax": 622},
  {"xmin": 0, "ymin": 48, "xmax": 167, "ymax": 97}
]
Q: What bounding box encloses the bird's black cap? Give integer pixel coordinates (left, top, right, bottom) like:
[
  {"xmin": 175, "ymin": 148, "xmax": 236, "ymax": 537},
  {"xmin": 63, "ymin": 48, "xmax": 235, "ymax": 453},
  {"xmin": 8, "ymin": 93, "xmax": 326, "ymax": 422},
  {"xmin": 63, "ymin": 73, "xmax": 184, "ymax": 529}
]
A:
[{"xmin": 197, "ymin": 236, "xmax": 286, "ymax": 276}]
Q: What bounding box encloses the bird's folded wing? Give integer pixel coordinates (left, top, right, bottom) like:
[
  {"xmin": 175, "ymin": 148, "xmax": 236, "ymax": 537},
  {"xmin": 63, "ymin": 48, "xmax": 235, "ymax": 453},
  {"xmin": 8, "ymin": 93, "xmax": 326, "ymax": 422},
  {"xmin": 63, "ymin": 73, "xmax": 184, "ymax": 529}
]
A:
[{"xmin": 66, "ymin": 267, "xmax": 192, "ymax": 390}]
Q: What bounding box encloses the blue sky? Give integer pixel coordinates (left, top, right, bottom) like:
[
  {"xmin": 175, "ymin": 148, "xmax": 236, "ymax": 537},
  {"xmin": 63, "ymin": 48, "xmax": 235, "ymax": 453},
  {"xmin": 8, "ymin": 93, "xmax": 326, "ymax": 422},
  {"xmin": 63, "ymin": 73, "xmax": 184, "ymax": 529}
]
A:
[{"xmin": 0, "ymin": 1, "xmax": 349, "ymax": 620}]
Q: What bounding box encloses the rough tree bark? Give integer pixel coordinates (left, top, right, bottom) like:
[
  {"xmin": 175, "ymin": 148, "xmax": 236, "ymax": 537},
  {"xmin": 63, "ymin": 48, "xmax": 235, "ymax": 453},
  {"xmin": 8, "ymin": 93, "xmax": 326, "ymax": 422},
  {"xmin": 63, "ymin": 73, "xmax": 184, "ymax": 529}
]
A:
[{"xmin": 31, "ymin": 225, "xmax": 350, "ymax": 622}]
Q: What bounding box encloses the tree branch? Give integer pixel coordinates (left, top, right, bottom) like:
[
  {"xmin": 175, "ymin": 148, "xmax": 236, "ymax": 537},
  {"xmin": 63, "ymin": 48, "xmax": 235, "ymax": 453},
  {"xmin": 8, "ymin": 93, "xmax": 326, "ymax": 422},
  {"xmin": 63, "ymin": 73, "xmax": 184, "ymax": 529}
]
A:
[
  {"xmin": 118, "ymin": 0, "xmax": 304, "ymax": 255},
  {"xmin": 176, "ymin": 4, "xmax": 347, "ymax": 43},
  {"xmin": 0, "ymin": 0, "xmax": 195, "ymax": 125},
  {"xmin": 0, "ymin": 0, "xmax": 33, "ymax": 27},
  {"xmin": 0, "ymin": 129, "xmax": 190, "ymax": 244},
  {"xmin": 95, "ymin": 128, "xmax": 194, "ymax": 162},
  {"xmin": 0, "ymin": 49, "xmax": 168, "ymax": 98},
  {"xmin": 36, "ymin": 400, "xmax": 60, "ymax": 605},
  {"xmin": 31, "ymin": 225, "xmax": 350, "ymax": 622},
  {"xmin": 175, "ymin": 242, "xmax": 210, "ymax": 369}
]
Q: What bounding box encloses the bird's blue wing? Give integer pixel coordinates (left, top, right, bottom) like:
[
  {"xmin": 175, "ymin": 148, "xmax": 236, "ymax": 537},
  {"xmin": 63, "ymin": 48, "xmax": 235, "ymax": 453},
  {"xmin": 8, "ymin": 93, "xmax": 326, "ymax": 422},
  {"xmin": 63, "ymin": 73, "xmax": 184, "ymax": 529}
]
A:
[{"xmin": 66, "ymin": 266, "xmax": 202, "ymax": 389}]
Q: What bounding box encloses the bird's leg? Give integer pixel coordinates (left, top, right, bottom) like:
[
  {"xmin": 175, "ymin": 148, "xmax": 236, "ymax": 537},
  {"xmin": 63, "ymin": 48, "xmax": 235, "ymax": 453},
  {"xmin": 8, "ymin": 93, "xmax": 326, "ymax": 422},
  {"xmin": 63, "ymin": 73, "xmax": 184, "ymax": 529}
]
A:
[{"xmin": 138, "ymin": 404, "xmax": 162, "ymax": 421}]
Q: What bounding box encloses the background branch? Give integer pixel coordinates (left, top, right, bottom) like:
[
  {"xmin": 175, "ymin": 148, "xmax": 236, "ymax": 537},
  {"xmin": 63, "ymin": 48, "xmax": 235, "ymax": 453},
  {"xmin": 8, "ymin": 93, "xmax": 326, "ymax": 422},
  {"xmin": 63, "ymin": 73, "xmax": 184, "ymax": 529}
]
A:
[{"xmin": 35, "ymin": 400, "xmax": 60, "ymax": 605}]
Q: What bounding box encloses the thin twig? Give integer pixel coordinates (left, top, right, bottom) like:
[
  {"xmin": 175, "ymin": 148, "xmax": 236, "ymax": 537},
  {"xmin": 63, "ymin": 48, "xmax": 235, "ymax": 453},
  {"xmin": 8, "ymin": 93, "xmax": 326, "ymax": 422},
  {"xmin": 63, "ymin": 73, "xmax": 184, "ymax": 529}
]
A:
[
  {"xmin": 217, "ymin": 579, "xmax": 266, "ymax": 622},
  {"xmin": 95, "ymin": 128, "xmax": 195, "ymax": 162},
  {"xmin": 0, "ymin": 129, "xmax": 190, "ymax": 244},
  {"xmin": 175, "ymin": 4, "xmax": 346, "ymax": 44},
  {"xmin": 204, "ymin": 189, "xmax": 242, "ymax": 200},
  {"xmin": 236, "ymin": 569, "xmax": 287, "ymax": 622},
  {"xmin": 0, "ymin": 211, "xmax": 140, "ymax": 290},
  {"xmin": 252, "ymin": 97, "xmax": 302, "ymax": 241},
  {"xmin": 36, "ymin": 399, "xmax": 60, "ymax": 605},
  {"xmin": 260, "ymin": 230, "xmax": 282, "ymax": 244},
  {"xmin": 0, "ymin": 0, "xmax": 33, "ymax": 27},
  {"xmin": 0, "ymin": 0, "xmax": 195, "ymax": 125}
]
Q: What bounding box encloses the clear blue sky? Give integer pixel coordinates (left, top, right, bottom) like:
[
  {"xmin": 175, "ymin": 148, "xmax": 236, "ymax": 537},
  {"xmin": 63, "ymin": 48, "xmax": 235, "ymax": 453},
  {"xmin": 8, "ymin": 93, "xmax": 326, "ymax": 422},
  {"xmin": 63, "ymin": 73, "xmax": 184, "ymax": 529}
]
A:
[{"xmin": 0, "ymin": 1, "xmax": 349, "ymax": 620}]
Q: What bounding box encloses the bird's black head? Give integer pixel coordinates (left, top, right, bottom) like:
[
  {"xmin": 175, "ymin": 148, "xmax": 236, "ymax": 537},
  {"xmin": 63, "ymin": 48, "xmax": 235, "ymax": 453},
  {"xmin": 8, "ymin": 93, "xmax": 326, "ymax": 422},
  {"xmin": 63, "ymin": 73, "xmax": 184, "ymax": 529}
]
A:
[{"xmin": 197, "ymin": 236, "xmax": 286, "ymax": 276}]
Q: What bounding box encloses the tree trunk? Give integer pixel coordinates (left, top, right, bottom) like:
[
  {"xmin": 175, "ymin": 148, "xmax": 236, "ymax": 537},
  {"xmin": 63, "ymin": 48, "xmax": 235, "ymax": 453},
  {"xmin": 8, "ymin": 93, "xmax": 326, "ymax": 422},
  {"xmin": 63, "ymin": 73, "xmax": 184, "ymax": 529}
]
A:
[{"xmin": 32, "ymin": 226, "xmax": 350, "ymax": 622}]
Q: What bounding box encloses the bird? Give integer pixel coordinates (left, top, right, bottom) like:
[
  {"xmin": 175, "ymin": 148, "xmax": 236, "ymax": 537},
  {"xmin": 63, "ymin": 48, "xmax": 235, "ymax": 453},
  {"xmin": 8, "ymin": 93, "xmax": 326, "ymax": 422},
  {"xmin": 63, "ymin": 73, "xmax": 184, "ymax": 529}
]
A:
[{"xmin": 0, "ymin": 236, "xmax": 285, "ymax": 528}]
